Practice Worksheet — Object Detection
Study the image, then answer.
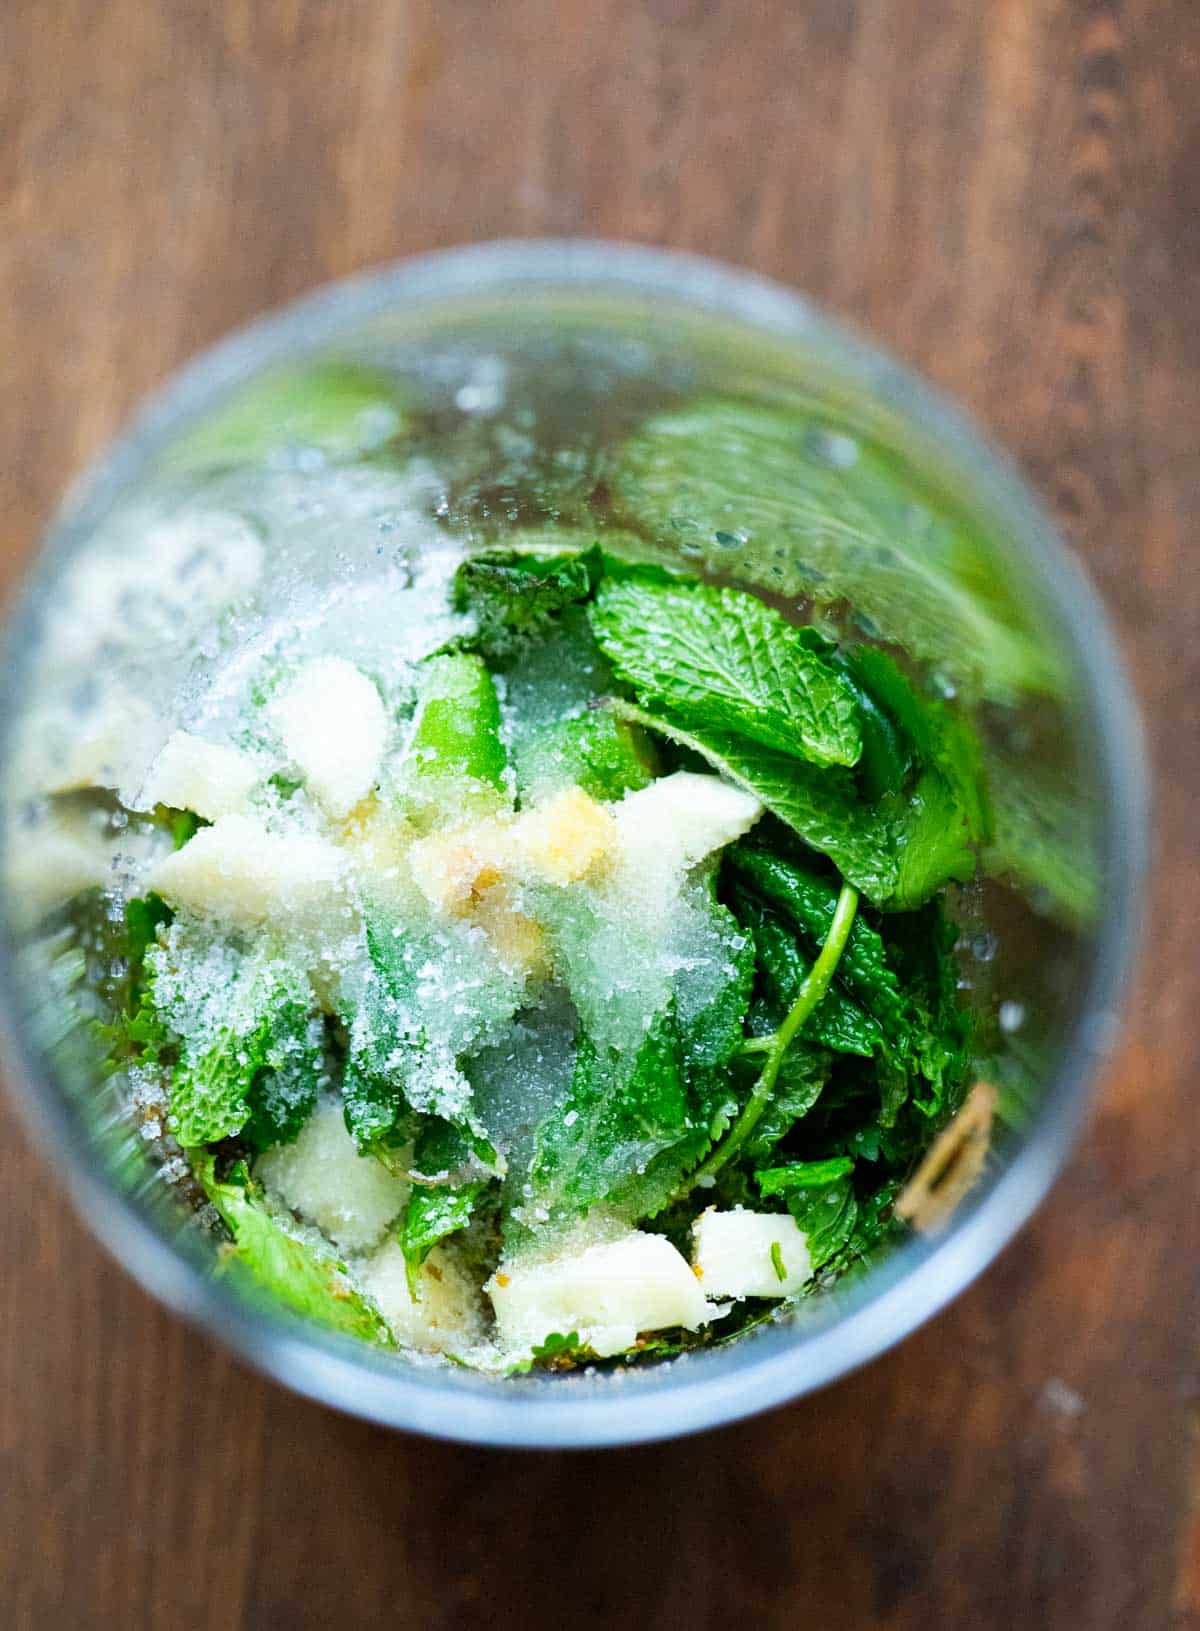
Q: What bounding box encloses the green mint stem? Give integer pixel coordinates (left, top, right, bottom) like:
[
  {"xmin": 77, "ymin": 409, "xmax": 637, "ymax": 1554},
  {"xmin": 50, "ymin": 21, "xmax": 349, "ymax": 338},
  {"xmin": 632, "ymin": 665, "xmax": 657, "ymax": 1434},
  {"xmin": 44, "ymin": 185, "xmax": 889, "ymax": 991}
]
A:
[{"xmin": 678, "ymin": 880, "xmax": 860, "ymax": 1197}]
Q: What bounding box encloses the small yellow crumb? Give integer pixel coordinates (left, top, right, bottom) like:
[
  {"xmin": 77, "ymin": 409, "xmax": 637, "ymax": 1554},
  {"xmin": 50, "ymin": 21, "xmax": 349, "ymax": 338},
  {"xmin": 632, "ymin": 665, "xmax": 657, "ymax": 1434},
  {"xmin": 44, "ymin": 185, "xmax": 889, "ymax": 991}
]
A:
[{"xmin": 494, "ymin": 1272, "xmax": 511, "ymax": 1289}]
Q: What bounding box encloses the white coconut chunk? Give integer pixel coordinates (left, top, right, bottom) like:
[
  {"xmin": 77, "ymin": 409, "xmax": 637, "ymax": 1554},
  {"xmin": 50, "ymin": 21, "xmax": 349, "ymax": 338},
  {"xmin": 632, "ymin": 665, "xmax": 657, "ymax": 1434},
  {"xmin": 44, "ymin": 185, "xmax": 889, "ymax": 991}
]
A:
[
  {"xmin": 256, "ymin": 1098, "xmax": 408, "ymax": 1253},
  {"xmin": 359, "ymin": 1238, "xmax": 487, "ymax": 1355},
  {"xmin": 488, "ymin": 1228, "xmax": 717, "ymax": 1359},
  {"xmin": 272, "ymin": 657, "xmax": 388, "ymax": 817},
  {"xmin": 692, "ymin": 1208, "xmax": 812, "ymax": 1298},
  {"xmin": 136, "ymin": 730, "xmax": 259, "ymax": 820},
  {"xmin": 147, "ymin": 812, "xmax": 353, "ymax": 933},
  {"xmin": 611, "ymin": 771, "xmax": 763, "ymax": 879}
]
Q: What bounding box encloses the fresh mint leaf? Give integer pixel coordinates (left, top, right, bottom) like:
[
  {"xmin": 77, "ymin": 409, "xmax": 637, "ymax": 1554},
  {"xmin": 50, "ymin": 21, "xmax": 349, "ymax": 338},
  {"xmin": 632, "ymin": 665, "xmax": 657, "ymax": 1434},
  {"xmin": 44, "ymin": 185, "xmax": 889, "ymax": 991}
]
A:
[
  {"xmin": 779, "ymin": 1171, "xmax": 859, "ymax": 1272},
  {"xmin": 727, "ymin": 846, "xmax": 968, "ymax": 1147},
  {"xmin": 241, "ymin": 1029, "xmax": 323, "ymax": 1153},
  {"xmin": 814, "ymin": 1173, "xmax": 907, "ymax": 1284},
  {"xmin": 532, "ymin": 1330, "xmax": 591, "ymax": 1363},
  {"xmin": 169, "ymin": 809, "xmax": 205, "ymax": 850},
  {"xmin": 834, "ymin": 665, "xmax": 913, "ymax": 800},
  {"xmin": 179, "ymin": 995, "xmax": 318, "ymax": 1150},
  {"xmin": 97, "ymin": 897, "xmax": 174, "ymax": 1070},
  {"xmin": 125, "ymin": 894, "xmax": 172, "ymax": 992},
  {"xmin": 841, "ymin": 1176, "xmax": 907, "ymax": 1271},
  {"xmin": 400, "ymin": 1183, "xmax": 483, "ymax": 1295},
  {"xmin": 497, "ymin": 606, "xmax": 621, "ymax": 779},
  {"xmin": 875, "ymin": 1055, "xmax": 912, "ymax": 1131},
  {"xmin": 607, "ymin": 1065, "xmax": 738, "ymax": 1224},
  {"xmin": 267, "ymin": 771, "xmax": 304, "ymax": 801},
  {"xmin": 612, "ymin": 691, "xmax": 980, "ymax": 911},
  {"xmin": 345, "ymin": 897, "xmax": 512, "ymax": 1166},
  {"xmin": 609, "ymin": 398, "xmax": 1058, "ymax": 702},
  {"xmin": 889, "ymin": 769, "xmax": 977, "ymax": 910},
  {"xmin": 342, "ymin": 1055, "xmax": 420, "ymax": 1155},
  {"xmin": 675, "ymin": 878, "xmax": 756, "ymax": 1071},
  {"xmin": 123, "ymin": 1002, "xmax": 170, "ymax": 1055},
  {"xmin": 837, "ymin": 645, "xmax": 991, "ymax": 908},
  {"xmin": 194, "ymin": 1154, "xmax": 394, "ymax": 1344},
  {"xmin": 408, "ymin": 1115, "xmax": 497, "ymax": 1182},
  {"xmin": 507, "ymin": 1329, "xmax": 599, "ymax": 1373},
  {"xmin": 522, "ymin": 870, "xmax": 751, "ymax": 1225},
  {"xmin": 684, "ymin": 876, "xmax": 863, "ymax": 1195},
  {"xmin": 756, "ymin": 1155, "xmax": 855, "ymax": 1199},
  {"xmin": 147, "ymin": 805, "xmax": 207, "ymax": 851},
  {"xmin": 763, "ymin": 871, "xmax": 966, "ymax": 1131},
  {"xmin": 591, "ymin": 575, "xmax": 862, "ymax": 770},
  {"xmin": 882, "ymin": 904, "xmax": 971, "ymax": 1117},
  {"xmin": 455, "ymin": 545, "xmax": 603, "ymax": 657},
  {"xmin": 791, "ymin": 916, "xmax": 968, "ymax": 1172}
]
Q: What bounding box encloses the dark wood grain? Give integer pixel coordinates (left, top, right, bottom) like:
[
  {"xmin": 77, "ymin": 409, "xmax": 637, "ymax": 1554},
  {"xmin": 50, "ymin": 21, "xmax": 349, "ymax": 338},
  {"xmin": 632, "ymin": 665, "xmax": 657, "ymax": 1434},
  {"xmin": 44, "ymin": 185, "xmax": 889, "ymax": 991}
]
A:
[{"xmin": 2, "ymin": 2, "xmax": 1197, "ymax": 1626}]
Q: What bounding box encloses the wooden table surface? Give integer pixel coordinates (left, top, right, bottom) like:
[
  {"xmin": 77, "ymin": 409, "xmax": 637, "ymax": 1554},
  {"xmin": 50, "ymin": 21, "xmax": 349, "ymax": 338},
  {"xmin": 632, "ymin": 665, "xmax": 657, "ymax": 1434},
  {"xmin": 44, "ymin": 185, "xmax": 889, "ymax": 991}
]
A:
[{"xmin": 2, "ymin": 3, "xmax": 1197, "ymax": 1626}]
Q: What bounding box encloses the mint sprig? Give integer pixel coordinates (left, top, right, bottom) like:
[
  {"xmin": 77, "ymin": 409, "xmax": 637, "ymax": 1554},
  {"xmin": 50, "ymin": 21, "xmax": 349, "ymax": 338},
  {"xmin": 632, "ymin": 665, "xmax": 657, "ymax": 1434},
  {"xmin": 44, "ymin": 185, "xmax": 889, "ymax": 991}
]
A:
[{"xmin": 679, "ymin": 880, "xmax": 860, "ymax": 1196}]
